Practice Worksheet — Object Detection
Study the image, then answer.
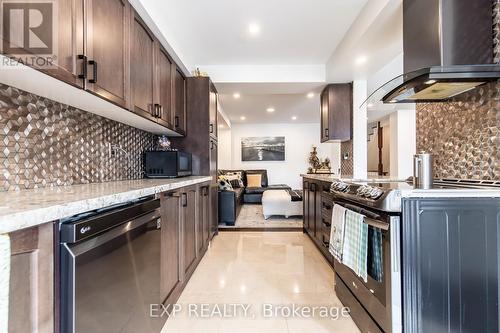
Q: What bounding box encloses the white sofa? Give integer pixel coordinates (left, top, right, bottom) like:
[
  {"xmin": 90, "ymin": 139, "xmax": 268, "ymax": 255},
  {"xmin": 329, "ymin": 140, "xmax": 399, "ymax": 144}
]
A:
[{"xmin": 262, "ymin": 190, "xmax": 303, "ymax": 219}]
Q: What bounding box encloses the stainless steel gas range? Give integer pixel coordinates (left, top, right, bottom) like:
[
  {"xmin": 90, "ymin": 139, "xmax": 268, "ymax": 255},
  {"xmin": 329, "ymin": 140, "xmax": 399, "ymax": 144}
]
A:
[{"xmin": 329, "ymin": 178, "xmax": 500, "ymax": 333}]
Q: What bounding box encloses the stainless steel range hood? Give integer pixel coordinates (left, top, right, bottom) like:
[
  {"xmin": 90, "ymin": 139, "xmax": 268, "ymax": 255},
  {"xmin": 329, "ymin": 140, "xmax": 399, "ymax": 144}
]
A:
[{"xmin": 373, "ymin": 0, "xmax": 500, "ymax": 105}]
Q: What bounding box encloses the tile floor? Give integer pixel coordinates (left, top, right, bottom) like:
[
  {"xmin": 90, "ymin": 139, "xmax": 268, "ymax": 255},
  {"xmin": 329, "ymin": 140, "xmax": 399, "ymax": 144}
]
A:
[
  {"xmin": 161, "ymin": 232, "xmax": 360, "ymax": 333},
  {"xmin": 218, "ymin": 204, "xmax": 303, "ymax": 229}
]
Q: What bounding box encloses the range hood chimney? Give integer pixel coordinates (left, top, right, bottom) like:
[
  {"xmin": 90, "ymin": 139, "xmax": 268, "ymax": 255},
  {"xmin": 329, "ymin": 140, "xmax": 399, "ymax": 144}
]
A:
[{"xmin": 380, "ymin": 0, "xmax": 499, "ymax": 103}]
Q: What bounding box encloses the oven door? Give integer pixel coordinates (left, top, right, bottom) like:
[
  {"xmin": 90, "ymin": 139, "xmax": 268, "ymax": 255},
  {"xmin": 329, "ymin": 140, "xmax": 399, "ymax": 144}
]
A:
[{"xmin": 332, "ymin": 199, "xmax": 401, "ymax": 333}]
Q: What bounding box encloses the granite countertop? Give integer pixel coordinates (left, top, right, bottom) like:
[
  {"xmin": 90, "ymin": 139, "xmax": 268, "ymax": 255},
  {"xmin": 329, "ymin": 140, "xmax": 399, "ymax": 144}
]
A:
[{"xmin": 0, "ymin": 176, "xmax": 212, "ymax": 234}]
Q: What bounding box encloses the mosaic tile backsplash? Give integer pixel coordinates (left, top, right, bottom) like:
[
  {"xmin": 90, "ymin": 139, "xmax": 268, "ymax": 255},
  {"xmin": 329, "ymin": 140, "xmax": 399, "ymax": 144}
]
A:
[
  {"xmin": 340, "ymin": 140, "xmax": 353, "ymax": 177},
  {"xmin": 0, "ymin": 83, "xmax": 156, "ymax": 191},
  {"xmin": 416, "ymin": 0, "xmax": 500, "ymax": 180}
]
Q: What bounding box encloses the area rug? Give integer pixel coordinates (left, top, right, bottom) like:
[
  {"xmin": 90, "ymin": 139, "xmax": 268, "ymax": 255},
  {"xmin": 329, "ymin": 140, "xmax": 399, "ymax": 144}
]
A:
[{"xmin": 219, "ymin": 204, "xmax": 303, "ymax": 229}]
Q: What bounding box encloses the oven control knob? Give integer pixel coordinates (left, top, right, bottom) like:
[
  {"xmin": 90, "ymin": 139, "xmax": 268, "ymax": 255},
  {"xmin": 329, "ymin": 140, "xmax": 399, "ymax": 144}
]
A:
[{"xmin": 370, "ymin": 188, "xmax": 382, "ymax": 199}]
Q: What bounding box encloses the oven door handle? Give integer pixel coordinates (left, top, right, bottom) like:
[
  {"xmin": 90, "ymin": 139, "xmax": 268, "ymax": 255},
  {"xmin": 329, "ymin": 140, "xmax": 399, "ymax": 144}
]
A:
[
  {"xmin": 343, "ymin": 203, "xmax": 381, "ymax": 220},
  {"xmin": 364, "ymin": 217, "xmax": 389, "ymax": 231}
]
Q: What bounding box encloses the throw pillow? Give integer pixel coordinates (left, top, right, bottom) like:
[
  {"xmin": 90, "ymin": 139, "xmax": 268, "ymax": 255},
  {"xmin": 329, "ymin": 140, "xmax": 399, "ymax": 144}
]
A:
[
  {"xmin": 224, "ymin": 173, "xmax": 244, "ymax": 188},
  {"xmin": 225, "ymin": 172, "xmax": 244, "ymax": 187},
  {"xmin": 218, "ymin": 177, "xmax": 233, "ymax": 191},
  {"xmin": 246, "ymin": 174, "xmax": 262, "ymax": 188}
]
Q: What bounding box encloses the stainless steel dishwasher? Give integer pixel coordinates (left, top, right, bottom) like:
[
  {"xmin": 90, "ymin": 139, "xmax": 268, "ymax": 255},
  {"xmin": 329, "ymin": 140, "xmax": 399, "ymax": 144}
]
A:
[{"xmin": 59, "ymin": 197, "xmax": 165, "ymax": 333}]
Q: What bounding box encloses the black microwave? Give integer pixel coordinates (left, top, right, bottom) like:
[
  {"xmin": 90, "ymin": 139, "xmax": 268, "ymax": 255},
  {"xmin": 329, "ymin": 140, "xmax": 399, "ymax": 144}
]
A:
[{"xmin": 145, "ymin": 151, "xmax": 192, "ymax": 178}]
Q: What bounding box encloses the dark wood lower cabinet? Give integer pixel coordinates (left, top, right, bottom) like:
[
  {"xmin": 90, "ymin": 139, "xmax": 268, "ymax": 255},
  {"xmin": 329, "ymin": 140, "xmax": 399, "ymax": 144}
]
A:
[
  {"xmin": 160, "ymin": 182, "xmax": 213, "ymax": 307},
  {"xmin": 8, "ymin": 223, "xmax": 54, "ymax": 333},
  {"xmin": 182, "ymin": 188, "xmax": 197, "ymax": 277},
  {"xmin": 303, "ymin": 178, "xmax": 334, "ymax": 267},
  {"xmin": 199, "ymin": 185, "xmax": 210, "ymax": 253},
  {"xmin": 160, "ymin": 191, "xmax": 182, "ymax": 304}
]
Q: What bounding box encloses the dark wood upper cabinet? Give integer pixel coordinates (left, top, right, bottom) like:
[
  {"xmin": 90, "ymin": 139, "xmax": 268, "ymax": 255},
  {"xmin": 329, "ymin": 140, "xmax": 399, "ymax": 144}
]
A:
[
  {"xmin": 320, "ymin": 83, "xmax": 353, "ymax": 142},
  {"xmin": 209, "ymin": 83, "xmax": 218, "ymax": 139},
  {"xmin": 0, "ymin": 0, "xmax": 85, "ymax": 88},
  {"xmin": 156, "ymin": 45, "xmax": 174, "ymax": 128},
  {"xmin": 130, "ymin": 10, "xmax": 156, "ymax": 119},
  {"xmin": 50, "ymin": 0, "xmax": 85, "ymax": 87},
  {"xmin": 173, "ymin": 67, "xmax": 187, "ymax": 135},
  {"xmin": 84, "ymin": 0, "xmax": 130, "ymax": 108}
]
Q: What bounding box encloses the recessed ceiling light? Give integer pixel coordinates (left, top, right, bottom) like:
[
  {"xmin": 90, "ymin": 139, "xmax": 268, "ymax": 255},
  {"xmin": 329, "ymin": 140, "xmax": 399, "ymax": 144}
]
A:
[
  {"xmin": 307, "ymin": 92, "xmax": 314, "ymax": 98},
  {"xmin": 355, "ymin": 55, "xmax": 368, "ymax": 66},
  {"xmin": 291, "ymin": 116, "xmax": 297, "ymax": 120},
  {"xmin": 233, "ymin": 93, "xmax": 241, "ymax": 99},
  {"xmin": 248, "ymin": 23, "xmax": 260, "ymax": 36},
  {"xmin": 424, "ymin": 79, "xmax": 437, "ymax": 85},
  {"xmin": 240, "ymin": 116, "xmax": 246, "ymax": 120},
  {"xmin": 266, "ymin": 107, "xmax": 275, "ymax": 113}
]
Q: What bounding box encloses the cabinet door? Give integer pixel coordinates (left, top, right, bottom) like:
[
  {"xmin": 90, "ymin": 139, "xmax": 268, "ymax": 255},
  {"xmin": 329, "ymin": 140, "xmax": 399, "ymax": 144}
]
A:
[
  {"xmin": 85, "ymin": 0, "xmax": 130, "ymax": 108},
  {"xmin": 402, "ymin": 198, "xmax": 500, "ymax": 333},
  {"xmin": 182, "ymin": 188, "xmax": 197, "ymax": 276},
  {"xmin": 209, "ymin": 84, "xmax": 218, "ymax": 139},
  {"xmin": 320, "ymin": 89, "xmax": 329, "ymax": 142},
  {"xmin": 160, "ymin": 192, "xmax": 182, "ymax": 304},
  {"xmin": 1, "ymin": 0, "xmax": 84, "ymax": 87},
  {"xmin": 8, "ymin": 223, "xmax": 54, "ymax": 333},
  {"xmin": 307, "ymin": 182, "xmax": 317, "ymax": 235},
  {"xmin": 303, "ymin": 181, "xmax": 310, "ymax": 232},
  {"xmin": 173, "ymin": 67, "xmax": 187, "ymax": 135},
  {"xmin": 51, "ymin": 0, "xmax": 85, "ymax": 87},
  {"xmin": 329, "ymin": 83, "xmax": 353, "ymax": 142},
  {"xmin": 156, "ymin": 45, "xmax": 174, "ymax": 128},
  {"xmin": 198, "ymin": 185, "xmax": 210, "ymax": 252},
  {"xmin": 130, "ymin": 11, "xmax": 156, "ymax": 119},
  {"xmin": 314, "ymin": 183, "xmax": 324, "ymax": 242},
  {"xmin": 209, "ymin": 184, "xmax": 219, "ymax": 239}
]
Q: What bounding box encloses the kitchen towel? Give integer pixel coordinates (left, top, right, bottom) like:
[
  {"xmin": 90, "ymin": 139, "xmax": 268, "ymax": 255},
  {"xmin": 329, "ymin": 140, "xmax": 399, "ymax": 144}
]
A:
[
  {"xmin": 0, "ymin": 234, "xmax": 10, "ymax": 333},
  {"xmin": 342, "ymin": 210, "xmax": 368, "ymax": 282},
  {"xmin": 329, "ymin": 204, "xmax": 347, "ymax": 262},
  {"xmin": 368, "ymin": 227, "xmax": 383, "ymax": 282}
]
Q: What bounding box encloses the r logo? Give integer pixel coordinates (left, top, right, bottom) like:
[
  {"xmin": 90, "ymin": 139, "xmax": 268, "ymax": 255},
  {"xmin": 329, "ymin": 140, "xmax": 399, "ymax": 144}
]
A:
[{"xmin": 1, "ymin": 1, "xmax": 54, "ymax": 55}]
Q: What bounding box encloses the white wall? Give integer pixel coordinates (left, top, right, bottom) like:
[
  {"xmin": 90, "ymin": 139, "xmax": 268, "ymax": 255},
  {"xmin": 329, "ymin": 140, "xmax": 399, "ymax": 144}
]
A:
[
  {"xmin": 218, "ymin": 128, "xmax": 232, "ymax": 169},
  {"xmin": 389, "ymin": 110, "xmax": 416, "ymax": 179},
  {"xmin": 223, "ymin": 123, "xmax": 339, "ymax": 189},
  {"xmin": 352, "ymin": 80, "xmax": 368, "ymax": 179}
]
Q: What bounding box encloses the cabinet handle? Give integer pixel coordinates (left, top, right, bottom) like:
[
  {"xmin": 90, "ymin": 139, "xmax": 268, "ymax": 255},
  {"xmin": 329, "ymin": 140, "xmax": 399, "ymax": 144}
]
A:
[
  {"xmin": 209, "ymin": 123, "xmax": 214, "ymax": 134},
  {"xmin": 182, "ymin": 193, "xmax": 187, "ymax": 207},
  {"xmin": 78, "ymin": 54, "xmax": 87, "ymax": 80},
  {"xmin": 88, "ymin": 60, "xmax": 97, "ymax": 84},
  {"xmin": 153, "ymin": 103, "xmax": 160, "ymax": 117},
  {"xmin": 175, "ymin": 116, "xmax": 179, "ymax": 128},
  {"xmin": 159, "ymin": 105, "xmax": 164, "ymax": 119},
  {"xmin": 325, "ymin": 128, "xmax": 329, "ymax": 137},
  {"xmin": 210, "ymin": 141, "xmax": 215, "ymax": 150}
]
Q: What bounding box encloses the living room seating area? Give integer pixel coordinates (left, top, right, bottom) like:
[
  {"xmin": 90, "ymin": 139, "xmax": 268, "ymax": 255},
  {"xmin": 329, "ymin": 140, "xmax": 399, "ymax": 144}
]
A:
[{"xmin": 218, "ymin": 169, "xmax": 296, "ymax": 226}]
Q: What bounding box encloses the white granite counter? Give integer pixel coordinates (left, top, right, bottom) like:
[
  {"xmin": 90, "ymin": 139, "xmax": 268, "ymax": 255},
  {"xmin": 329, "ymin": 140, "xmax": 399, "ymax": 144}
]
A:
[{"xmin": 0, "ymin": 176, "xmax": 212, "ymax": 234}]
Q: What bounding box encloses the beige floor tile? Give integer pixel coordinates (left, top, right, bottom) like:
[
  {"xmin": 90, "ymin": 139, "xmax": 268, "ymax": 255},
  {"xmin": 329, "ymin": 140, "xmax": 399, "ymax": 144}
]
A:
[{"xmin": 161, "ymin": 231, "xmax": 361, "ymax": 333}]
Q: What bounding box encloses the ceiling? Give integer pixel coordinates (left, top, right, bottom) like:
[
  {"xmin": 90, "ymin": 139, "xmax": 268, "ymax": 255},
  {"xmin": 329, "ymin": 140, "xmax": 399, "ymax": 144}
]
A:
[
  {"xmin": 137, "ymin": 0, "xmax": 404, "ymax": 125},
  {"xmin": 218, "ymin": 91, "xmax": 321, "ymax": 124},
  {"xmin": 138, "ymin": 0, "xmax": 369, "ymax": 68}
]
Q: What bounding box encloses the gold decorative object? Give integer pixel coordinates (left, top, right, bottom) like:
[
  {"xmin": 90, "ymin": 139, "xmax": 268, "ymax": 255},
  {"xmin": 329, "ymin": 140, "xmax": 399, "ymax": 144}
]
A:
[{"xmin": 307, "ymin": 146, "xmax": 332, "ymax": 174}]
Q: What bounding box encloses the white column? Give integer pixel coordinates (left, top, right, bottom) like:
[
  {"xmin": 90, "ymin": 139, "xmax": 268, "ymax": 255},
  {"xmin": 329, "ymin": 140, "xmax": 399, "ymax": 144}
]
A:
[
  {"xmin": 352, "ymin": 80, "xmax": 368, "ymax": 179},
  {"xmin": 389, "ymin": 109, "xmax": 416, "ymax": 179}
]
